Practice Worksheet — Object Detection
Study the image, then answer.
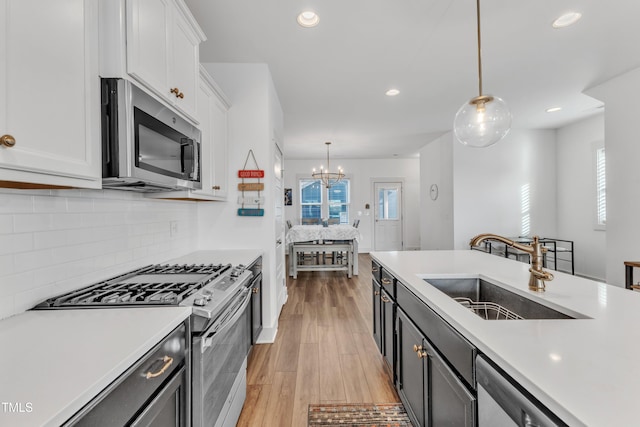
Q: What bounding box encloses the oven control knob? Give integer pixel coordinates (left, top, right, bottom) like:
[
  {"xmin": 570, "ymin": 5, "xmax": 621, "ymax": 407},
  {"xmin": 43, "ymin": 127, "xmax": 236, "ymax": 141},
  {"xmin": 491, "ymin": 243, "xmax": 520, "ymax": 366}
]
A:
[{"xmin": 194, "ymin": 298, "xmax": 207, "ymax": 307}]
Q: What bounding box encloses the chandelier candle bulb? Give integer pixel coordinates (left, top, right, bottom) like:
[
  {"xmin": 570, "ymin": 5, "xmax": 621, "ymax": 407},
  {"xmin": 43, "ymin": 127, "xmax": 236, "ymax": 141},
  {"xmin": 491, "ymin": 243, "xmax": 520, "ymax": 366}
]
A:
[{"xmin": 312, "ymin": 142, "xmax": 345, "ymax": 188}]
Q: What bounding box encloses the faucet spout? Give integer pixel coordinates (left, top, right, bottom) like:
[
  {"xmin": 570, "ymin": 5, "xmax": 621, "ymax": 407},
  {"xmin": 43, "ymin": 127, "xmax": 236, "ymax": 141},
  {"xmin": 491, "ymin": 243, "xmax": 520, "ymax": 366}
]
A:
[{"xmin": 469, "ymin": 233, "xmax": 553, "ymax": 292}]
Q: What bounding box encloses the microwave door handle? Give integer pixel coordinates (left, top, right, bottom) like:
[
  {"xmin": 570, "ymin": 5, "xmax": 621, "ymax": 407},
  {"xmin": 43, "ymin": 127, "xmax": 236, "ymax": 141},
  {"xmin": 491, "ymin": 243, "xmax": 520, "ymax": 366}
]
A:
[
  {"xmin": 180, "ymin": 139, "xmax": 193, "ymax": 177},
  {"xmin": 193, "ymin": 140, "xmax": 199, "ymax": 180},
  {"xmin": 201, "ymin": 289, "xmax": 252, "ymax": 352}
]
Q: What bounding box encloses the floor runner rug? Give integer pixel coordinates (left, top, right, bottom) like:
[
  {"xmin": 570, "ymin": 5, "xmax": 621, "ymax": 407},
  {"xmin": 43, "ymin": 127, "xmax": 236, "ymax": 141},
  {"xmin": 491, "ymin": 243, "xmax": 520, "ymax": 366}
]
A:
[{"xmin": 308, "ymin": 403, "xmax": 412, "ymax": 426}]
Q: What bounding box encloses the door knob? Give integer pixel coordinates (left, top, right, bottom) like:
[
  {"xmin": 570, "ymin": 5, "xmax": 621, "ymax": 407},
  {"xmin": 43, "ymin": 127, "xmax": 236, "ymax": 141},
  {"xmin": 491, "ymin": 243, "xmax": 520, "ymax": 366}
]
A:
[{"xmin": 1, "ymin": 134, "xmax": 16, "ymax": 147}]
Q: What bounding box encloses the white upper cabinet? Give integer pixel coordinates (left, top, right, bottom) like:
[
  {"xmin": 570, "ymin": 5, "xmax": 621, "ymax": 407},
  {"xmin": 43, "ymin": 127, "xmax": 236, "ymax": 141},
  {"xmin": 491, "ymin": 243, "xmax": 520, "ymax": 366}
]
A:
[
  {"xmin": 194, "ymin": 68, "xmax": 229, "ymax": 200},
  {"xmin": 0, "ymin": 0, "xmax": 101, "ymax": 188},
  {"xmin": 125, "ymin": 0, "xmax": 204, "ymax": 121}
]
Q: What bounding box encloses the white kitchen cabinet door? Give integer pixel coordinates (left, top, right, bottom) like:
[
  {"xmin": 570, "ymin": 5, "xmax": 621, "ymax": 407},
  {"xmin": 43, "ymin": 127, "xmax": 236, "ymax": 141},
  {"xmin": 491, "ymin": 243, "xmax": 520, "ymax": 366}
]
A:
[
  {"xmin": 0, "ymin": 0, "xmax": 101, "ymax": 188},
  {"xmin": 189, "ymin": 68, "xmax": 229, "ymax": 200},
  {"xmin": 126, "ymin": 0, "xmax": 171, "ymax": 97},
  {"xmin": 126, "ymin": 0, "xmax": 203, "ymax": 122},
  {"xmin": 209, "ymin": 92, "xmax": 229, "ymax": 199},
  {"xmin": 170, "ymin": 6, "xmax": 200, "ymax": 119}
]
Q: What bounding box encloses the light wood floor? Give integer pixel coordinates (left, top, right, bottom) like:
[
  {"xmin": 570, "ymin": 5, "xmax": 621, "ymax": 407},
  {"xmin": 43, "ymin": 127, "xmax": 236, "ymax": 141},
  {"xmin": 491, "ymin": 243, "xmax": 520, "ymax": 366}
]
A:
[{"xmin": 236, "ymin": 253, "xmax": 400, "ymax": 427}]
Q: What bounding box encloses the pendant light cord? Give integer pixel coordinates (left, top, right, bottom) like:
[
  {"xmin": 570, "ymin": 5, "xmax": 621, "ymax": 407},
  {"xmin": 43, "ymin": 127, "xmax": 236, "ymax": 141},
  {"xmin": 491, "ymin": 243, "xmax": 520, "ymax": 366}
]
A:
[{"xmin": 476, "ymin": 0, "xmax": 483, "ymax": 97}]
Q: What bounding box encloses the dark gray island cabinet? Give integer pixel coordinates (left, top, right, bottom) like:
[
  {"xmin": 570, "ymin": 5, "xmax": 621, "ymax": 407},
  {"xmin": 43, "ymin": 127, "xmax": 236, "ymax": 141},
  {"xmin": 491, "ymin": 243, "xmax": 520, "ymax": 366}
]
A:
[{"xmin": 372, "ymin": 261, "xmax": 475, "ymax": 426}]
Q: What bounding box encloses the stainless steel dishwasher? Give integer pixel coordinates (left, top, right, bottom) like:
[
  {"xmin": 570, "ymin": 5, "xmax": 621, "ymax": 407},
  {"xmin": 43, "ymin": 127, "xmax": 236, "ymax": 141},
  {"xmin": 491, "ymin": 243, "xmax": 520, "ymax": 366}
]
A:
[{"xmin": 476, "ymin": 355, "xmax": 568, "ymax": 427}]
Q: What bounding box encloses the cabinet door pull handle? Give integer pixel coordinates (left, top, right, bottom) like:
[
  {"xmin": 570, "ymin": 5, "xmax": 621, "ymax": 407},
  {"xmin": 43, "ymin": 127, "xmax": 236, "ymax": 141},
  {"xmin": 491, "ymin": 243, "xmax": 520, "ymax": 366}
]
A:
[
  {"xmin": 381, "ymin": 278, "xmax": 392, "ymax": 285},
  {"xmin": 374, "ymin": 291, "xmax": 380, "ymax": 296},
  {"xmin": 372, "ymin": 267, "xmax": 379, "ymax": 272},
  {"xmin": 0, "ymin": 134, "xmax": 16, "ymax": 148},
  {"xmin": 145, "ymin": 355, "xmax": 173, "ymax": 379},
  {"xmin": 381, "ymin": 295, "xmax": 391, "ymax": 303},
  {"xmin": 413, "ymin": 344, "xmax": 427, "ymax": 359},
  {"xmin": 170, "ymin": 88, "xmax": 184, "ymax": 98},
  {"xmin": 212, "ymin": 185, "xmax": 221, "ymax": 190},
  {"xmin": 252, "ymin": 287, "xmax": 259, "ymax": 294}
]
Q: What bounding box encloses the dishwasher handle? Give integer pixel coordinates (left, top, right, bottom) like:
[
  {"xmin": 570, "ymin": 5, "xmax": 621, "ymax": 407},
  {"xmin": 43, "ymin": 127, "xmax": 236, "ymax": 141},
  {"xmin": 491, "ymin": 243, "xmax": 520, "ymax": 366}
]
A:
[{"xmin": 476, "ymin": 355, "xmax": 567, "ymax": 427}]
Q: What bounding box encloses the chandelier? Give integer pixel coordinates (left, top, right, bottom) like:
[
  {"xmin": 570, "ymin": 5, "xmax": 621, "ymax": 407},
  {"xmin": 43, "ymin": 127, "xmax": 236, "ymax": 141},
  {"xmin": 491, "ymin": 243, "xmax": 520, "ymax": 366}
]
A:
[
  {"xmin": 312, "ymin": 142, "xmax": 344, "ymax": 188},
  {"xmin": 453, "ymin": 0, "xmax": 511, "ymax": 148}
]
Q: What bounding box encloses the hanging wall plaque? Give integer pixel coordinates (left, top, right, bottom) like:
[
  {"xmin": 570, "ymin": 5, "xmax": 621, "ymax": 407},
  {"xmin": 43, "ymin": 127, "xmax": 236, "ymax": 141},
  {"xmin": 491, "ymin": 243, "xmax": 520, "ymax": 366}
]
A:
[{"xmin": 237, "ymin": 149, "xmax": 265, "ymax": 216}]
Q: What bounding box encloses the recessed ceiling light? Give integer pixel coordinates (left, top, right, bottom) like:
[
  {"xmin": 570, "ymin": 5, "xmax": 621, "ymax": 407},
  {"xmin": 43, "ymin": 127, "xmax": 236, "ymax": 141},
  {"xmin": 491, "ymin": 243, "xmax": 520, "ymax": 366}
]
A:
[
  {"xmin": 385, "ymin": 89, "xmax": 400, "ymax": 96},
  {"xmin": 552, "ymin": 12, "xmax": 582, "ymax": 28},
  {"xmin": 546, "ymin": 107, "xmax": 562, "ymax": 113},
  {"xmin": 297, "ymin": 11, "xmax": 319, "ymax": 28}
]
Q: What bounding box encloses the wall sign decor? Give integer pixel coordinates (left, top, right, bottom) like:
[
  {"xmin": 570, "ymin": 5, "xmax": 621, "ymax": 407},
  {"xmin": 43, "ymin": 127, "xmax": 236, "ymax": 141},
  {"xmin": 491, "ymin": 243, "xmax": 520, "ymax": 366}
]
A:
[{"xmin": 238, "ymin": 149, "xmax": 265, "ymax": 217}]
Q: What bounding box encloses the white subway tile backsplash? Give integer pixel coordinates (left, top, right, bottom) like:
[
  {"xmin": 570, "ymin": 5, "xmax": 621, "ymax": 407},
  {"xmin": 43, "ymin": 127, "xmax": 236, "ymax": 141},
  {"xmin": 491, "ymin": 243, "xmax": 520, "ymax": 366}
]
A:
[
  {"xmin": 0, "ymin": 188, "xmax": 198, "ymax": 320},
  {"xmin": 52, "ymin": 213, "xmax": 85, "ymax": 229},
  {"xmin": 66, "ymin": 197, "xmax": 94, "ymax": 212},
  {"xmin": 0, "ymin": 214, "xmax": 14, "ymax": 234},
  {"xmin": 34, "ymin": 230, "xmax": 70, "ymax": 249},
  {"xmin": 13, "ymin": 213, "xmax": 53, "ymax": 233},
  {"xmin": 33, "ymin": 196, "xmax": 68, "ymax": 212},
  {"xmin": 14, "ymin": 249, "xmax": 55, "ymax": 273},
  {"xmin": 0, "ymin": 233, "xmax": 34, "ymax": 256},
  {"xmin": 0, "ymin": 193, "xmax": 33, "ymax": 213}
]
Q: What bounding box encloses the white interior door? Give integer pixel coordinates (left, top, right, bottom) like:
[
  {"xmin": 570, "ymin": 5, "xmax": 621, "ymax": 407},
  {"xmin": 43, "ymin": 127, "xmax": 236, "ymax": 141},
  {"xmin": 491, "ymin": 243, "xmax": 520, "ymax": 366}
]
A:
[
  {"xmin": 274, "ymin": 143, "xmax": 286, "ymax": 297},
  {"xmin": 374, "ymin": 181, "xmax": 403, "ymax": 251}
]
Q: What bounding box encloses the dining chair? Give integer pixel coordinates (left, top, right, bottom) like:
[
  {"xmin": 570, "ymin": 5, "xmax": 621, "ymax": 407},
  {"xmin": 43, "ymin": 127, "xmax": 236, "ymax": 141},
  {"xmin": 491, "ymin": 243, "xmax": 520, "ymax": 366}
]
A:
[
  {"xmin": 286, "ymin": 220, "xmax": 292, "ymax": 229},
  {"xmin": 352, "ymin": 219, "xmax": 360, "ymax": 228}
]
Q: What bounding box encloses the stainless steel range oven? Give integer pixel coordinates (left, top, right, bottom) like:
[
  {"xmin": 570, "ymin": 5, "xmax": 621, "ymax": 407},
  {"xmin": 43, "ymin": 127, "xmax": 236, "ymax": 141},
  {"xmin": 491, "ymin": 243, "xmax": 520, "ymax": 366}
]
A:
[{"xmin": 34, "ymin": 262, "xmax": 253, "ymax": 427}]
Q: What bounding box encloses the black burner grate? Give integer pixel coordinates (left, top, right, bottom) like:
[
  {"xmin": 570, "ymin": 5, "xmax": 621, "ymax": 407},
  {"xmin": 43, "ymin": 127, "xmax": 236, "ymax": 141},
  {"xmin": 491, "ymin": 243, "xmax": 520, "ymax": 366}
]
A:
[{"xmin": 35, "ymin": 263, "xmax": 232, "ymax": 308}]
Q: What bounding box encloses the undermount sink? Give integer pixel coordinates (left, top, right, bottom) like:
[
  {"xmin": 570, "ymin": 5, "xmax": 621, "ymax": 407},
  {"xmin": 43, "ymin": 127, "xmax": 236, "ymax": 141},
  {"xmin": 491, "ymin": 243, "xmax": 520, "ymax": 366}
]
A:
[{"xmin": 423, "ymin": 277, "xmax": 588, "ymax": 320}]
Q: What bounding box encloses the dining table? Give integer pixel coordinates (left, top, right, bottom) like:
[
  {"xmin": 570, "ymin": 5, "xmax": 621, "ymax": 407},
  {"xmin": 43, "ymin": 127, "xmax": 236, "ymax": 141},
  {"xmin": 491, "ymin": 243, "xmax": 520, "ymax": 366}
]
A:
[{"xmin": 286, "ymin": 224, "xmax": 360, "ymax": 278}]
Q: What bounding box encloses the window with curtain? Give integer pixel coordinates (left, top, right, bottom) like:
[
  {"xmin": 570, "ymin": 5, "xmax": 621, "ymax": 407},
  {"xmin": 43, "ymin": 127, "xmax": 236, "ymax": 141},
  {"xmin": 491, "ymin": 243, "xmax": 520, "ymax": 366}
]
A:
[
  {"xmin": 596, "ymin": 147, "xmax": 606, "ymax": 227},
  {"xmin": 299, "ymin": 178, "xmax": 350, "ymax": 223}
]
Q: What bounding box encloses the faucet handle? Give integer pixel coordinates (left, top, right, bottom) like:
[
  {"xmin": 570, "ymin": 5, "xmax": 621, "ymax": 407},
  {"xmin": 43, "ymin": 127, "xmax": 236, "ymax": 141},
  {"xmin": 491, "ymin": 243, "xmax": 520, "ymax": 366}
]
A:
[{"xmin": 529, "ymin": 267, "xmax": 554, "ymax": 282}]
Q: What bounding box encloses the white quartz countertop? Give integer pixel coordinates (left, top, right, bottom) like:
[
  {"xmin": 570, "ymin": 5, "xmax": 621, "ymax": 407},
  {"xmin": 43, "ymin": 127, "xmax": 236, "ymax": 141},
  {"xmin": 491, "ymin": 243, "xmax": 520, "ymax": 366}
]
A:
[
  {"xmin": 370, "ymin": 250, "xmax": 640, "ymax": 427},
  {"xmin": 165, "ymin": 249, "xmax": 262, "ymax": 267},
  {"xmin": 0, "ymin": 307, "xmax": 191, "ymax": 427}
]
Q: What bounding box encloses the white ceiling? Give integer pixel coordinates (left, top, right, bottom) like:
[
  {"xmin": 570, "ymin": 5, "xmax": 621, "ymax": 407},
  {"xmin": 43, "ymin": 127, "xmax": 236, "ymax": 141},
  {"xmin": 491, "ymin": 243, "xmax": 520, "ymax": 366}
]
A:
[{"xmin": 185, "ymin": 0, "xmax": 640, "ymax": 160}]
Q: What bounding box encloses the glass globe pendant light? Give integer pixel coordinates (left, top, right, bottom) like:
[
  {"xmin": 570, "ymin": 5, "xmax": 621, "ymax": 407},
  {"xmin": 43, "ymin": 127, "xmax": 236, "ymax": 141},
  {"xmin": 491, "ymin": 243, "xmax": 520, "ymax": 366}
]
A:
[{"xmin": 453, "ymin": 0, "xmax": 511, "ymax": 148}]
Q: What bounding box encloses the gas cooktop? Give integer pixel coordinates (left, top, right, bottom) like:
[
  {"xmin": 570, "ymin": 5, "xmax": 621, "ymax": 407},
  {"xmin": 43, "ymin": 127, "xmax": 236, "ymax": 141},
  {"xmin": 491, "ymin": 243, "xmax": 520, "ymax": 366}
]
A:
[{"xmin": 35, "ymin": 263, "xmax": 232, "ymax": 308}]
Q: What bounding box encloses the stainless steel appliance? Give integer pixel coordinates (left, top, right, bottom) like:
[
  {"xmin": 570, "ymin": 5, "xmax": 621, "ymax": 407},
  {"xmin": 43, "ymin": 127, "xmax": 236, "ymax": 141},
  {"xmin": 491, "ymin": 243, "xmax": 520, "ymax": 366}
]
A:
[
  {"xmin": 476, "ymin": 355, "xmax": 567, "ymax": 427},
  {"xmin": 63, "ymin": 323, "xmax": 189, "ymax": 427},
  {"xmin": 35, "ymin": 262, "xmax": 253, "ymax": 427},
  {"xmin": 101, "ymin": 78, "xmax": 202, "ymax": 192}
]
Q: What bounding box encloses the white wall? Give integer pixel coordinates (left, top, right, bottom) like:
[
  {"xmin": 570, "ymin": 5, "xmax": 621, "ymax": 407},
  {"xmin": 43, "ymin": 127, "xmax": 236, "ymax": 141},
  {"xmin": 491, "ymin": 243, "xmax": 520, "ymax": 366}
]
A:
[
  {"xmin": 197, "ymin": 63, "xmax": 285, "ymax": 341},
  {"xmin": 283, "ymin": 158, "xmax": 421, "ymax": 251},
  {"xmin": 419, "ymin": 133, "xmax": 454, "ymax": 250},
  {"xmin": 0, "ymin": 188, "xmax": 197, "ymax": 320},
  {"xmin": 419, "ymin": 130, "xmax": 558, "ymax": 250},
  {"xmin": 453, "ymin": 129, "xmax": 558, "ymax": 249},
  {"xmin": 587, "ymin": 67, "xmax": 640, "ymax": 286},
  {"xmin": 556, "ymin": 114, "xmax": 606, "ymax": 280}
]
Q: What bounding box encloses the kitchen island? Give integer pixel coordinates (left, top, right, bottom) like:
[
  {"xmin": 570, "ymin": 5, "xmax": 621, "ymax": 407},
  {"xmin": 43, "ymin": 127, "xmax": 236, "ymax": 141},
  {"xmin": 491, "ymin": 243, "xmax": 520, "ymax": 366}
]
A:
[{"xmin": 371, "ymin": 249, "xmax": 640, "ymax": 427}]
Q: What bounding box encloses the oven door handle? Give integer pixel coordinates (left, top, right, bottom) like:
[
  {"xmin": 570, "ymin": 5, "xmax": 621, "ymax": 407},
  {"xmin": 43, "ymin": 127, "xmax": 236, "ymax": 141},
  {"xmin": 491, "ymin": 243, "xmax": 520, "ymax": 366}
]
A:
[{"xmin": 201, "ymin": 289, "xmax": 252, "ymax": 352}]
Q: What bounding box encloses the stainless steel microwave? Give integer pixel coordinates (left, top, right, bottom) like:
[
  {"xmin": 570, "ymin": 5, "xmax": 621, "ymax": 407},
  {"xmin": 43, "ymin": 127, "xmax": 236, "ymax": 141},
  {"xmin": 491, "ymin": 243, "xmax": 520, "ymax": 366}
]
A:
[{"xmin": 101, "ymin": 78, "xmax": 202, "ymax": 192}]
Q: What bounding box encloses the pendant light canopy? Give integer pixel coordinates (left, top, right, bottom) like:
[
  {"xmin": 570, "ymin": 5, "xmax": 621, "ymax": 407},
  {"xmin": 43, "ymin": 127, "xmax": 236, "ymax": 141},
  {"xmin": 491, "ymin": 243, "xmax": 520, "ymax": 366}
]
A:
[
  {"xmin": 453, "ymin": 0, "xmax": 511, "ymax": 148},
  {"xmin": 312, "ymin": 142, "xmax": 344, "ymax": 188}
]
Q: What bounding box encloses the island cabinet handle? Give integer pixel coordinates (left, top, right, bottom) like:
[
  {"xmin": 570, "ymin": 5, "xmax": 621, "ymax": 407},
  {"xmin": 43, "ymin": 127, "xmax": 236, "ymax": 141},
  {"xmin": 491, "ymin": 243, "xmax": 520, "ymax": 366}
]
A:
[
  {"xmin": 413, "ymin": 344, "xmax": 427, "ymax": 359},
  {"xmin": 381, "ymin": 277, "xmax": 392, "ymax": 285},
  {"xmin": 374, "ymin": 291, "xmax": 380, "ymax": 296},
  {"xmin": 381, "ymin": 295, "xmax": 391, "ymax": 303},
  {"xmin": 372, "ymin": 267, "xmax": 379, "ymax": 272},
  {"xmin": 252, "ymin": 287, "xmax": 259, "ymax": 294},
  {"xmin": 145, "ymin": 355, "xmax": 173, "ymax": 379}
]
